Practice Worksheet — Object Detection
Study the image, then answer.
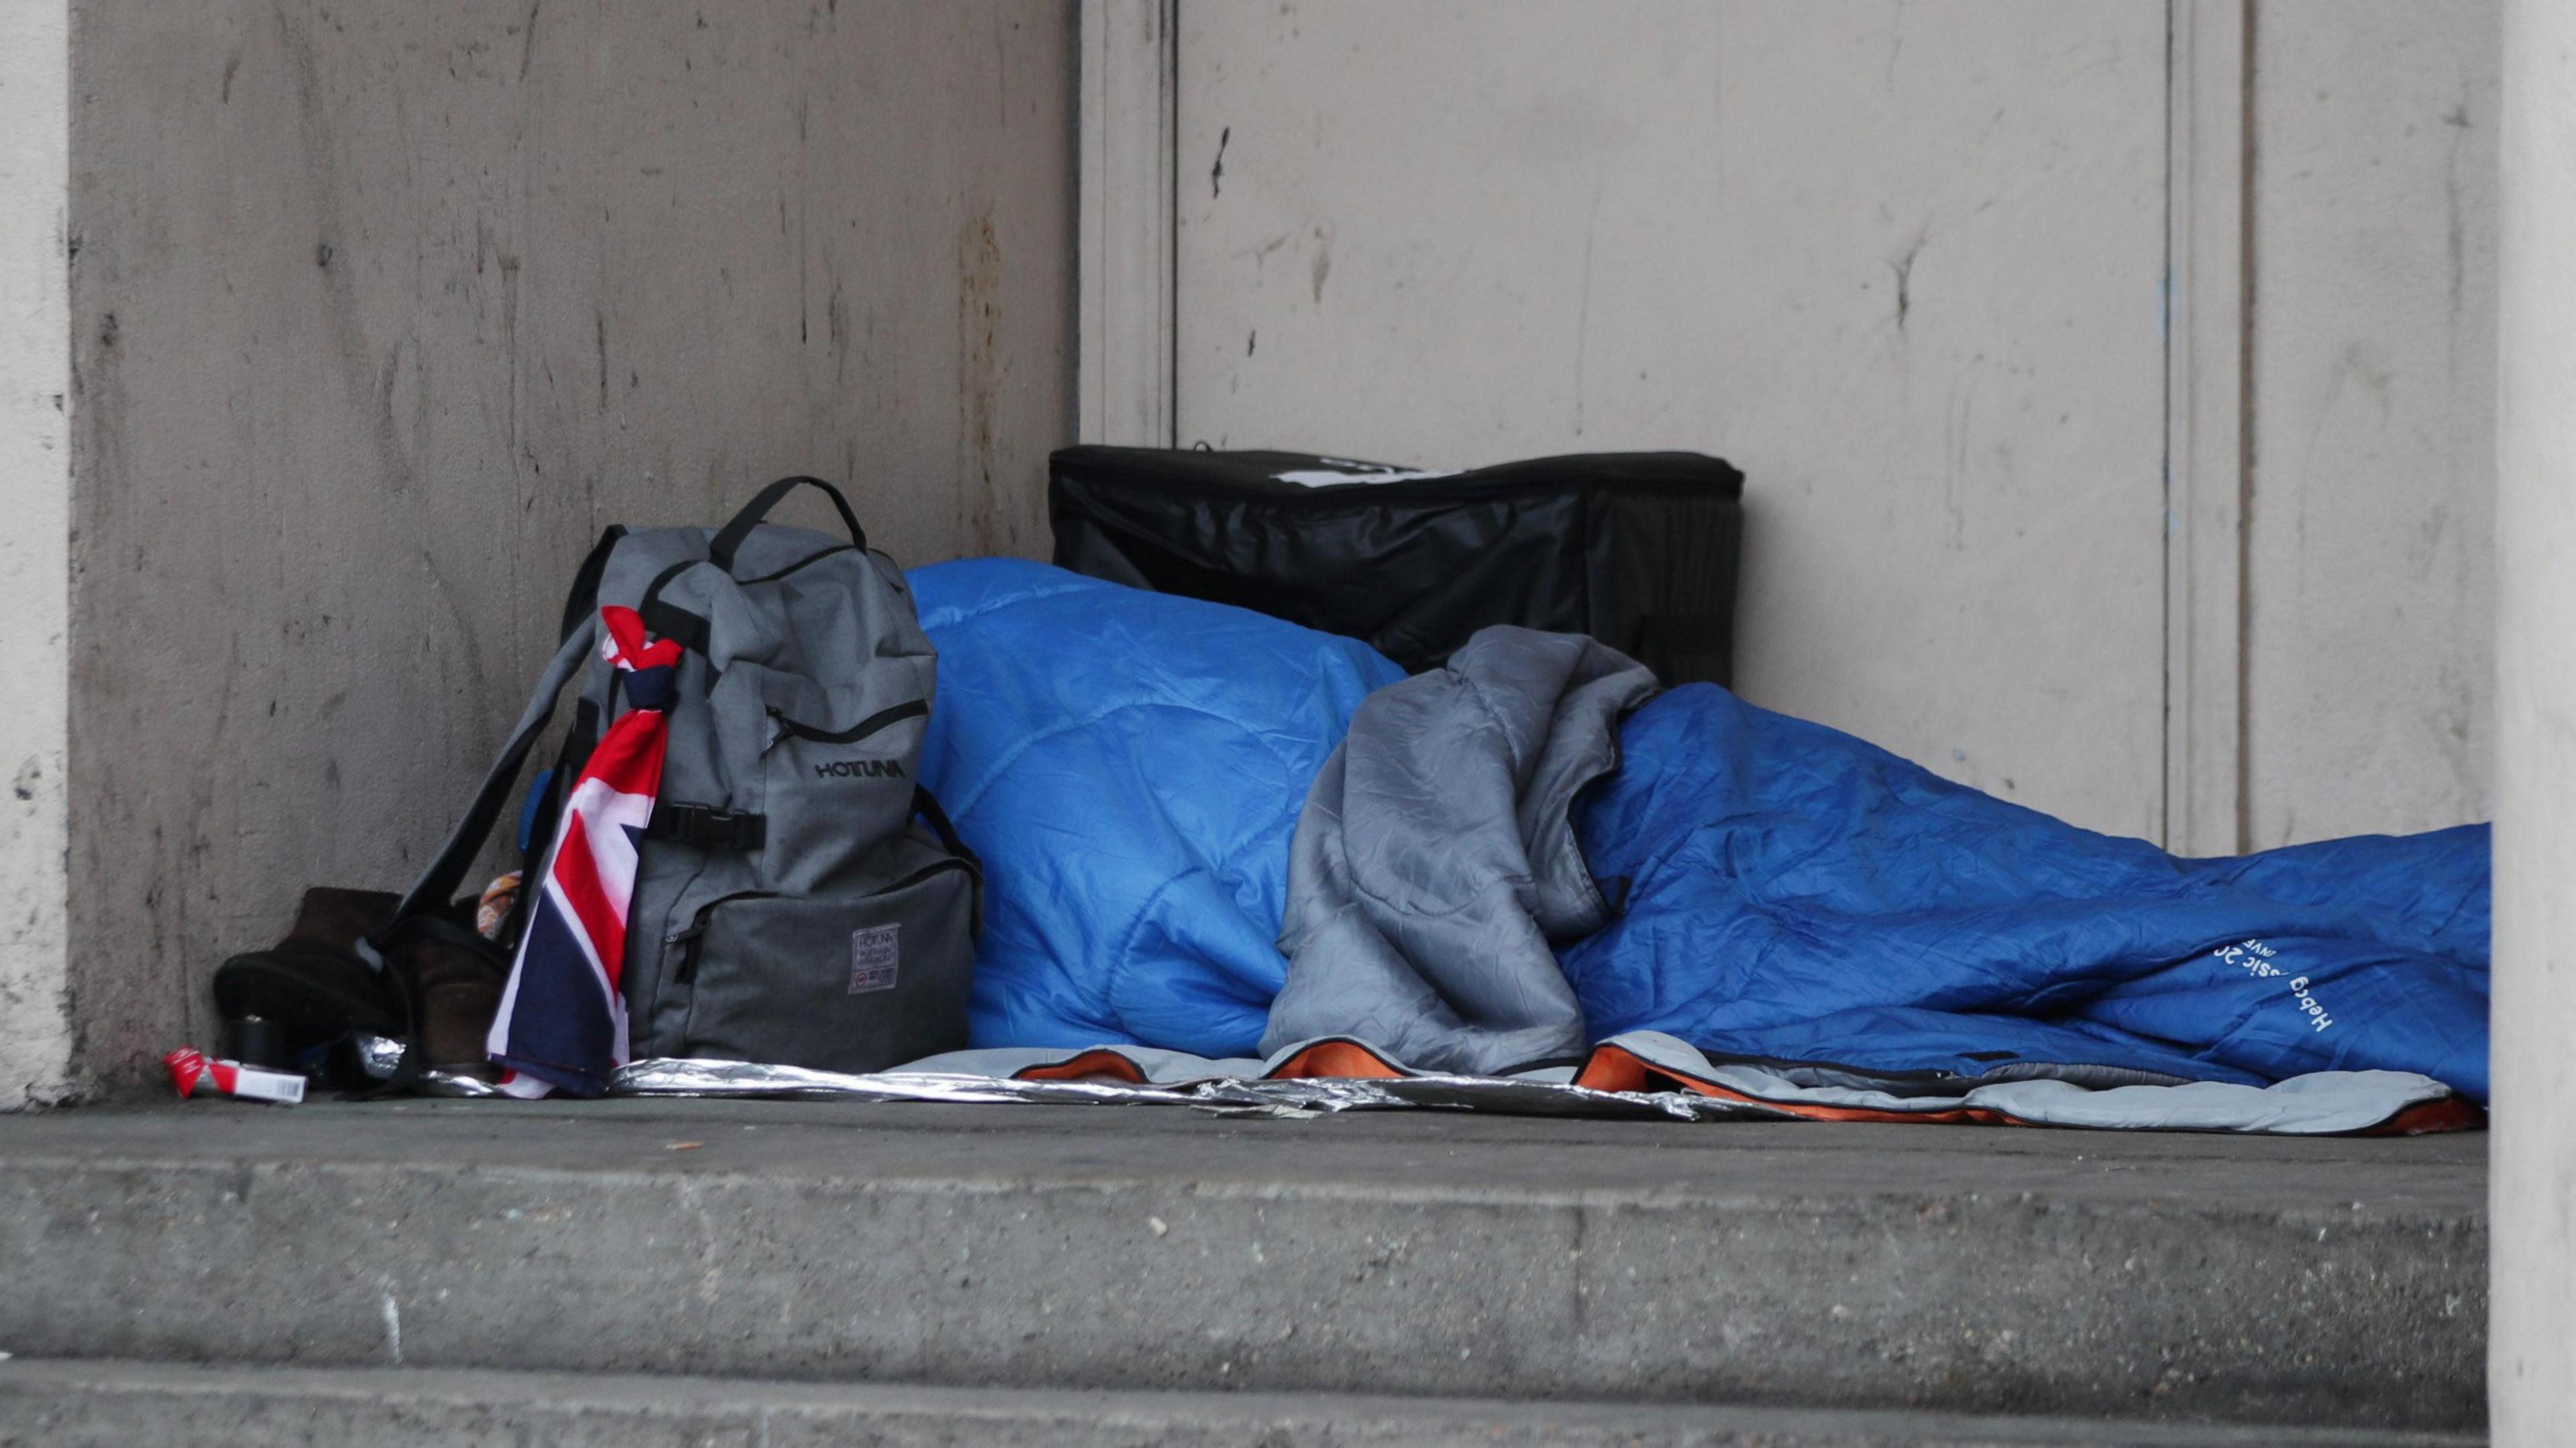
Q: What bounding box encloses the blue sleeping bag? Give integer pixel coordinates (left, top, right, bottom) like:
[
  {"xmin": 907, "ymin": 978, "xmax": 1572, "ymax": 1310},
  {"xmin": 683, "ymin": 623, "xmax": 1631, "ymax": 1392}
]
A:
[
  {"xmin": 910, "ymin": 559, "xmax": 1401, "ymax": 1056},
  {"xmin": 1564, "ymin": 687, "xmax": 2490, "ymax": 1099},
  {"xmin": 911, "ymin": 559, "xmax": 2491, "ymax": 1099}
]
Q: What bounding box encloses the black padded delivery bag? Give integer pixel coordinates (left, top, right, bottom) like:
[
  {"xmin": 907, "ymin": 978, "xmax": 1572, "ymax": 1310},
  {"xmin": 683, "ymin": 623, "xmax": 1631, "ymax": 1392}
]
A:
[{"xmin": 1049, "ymin": 447, "xmax": 1743, "ymax": 684}]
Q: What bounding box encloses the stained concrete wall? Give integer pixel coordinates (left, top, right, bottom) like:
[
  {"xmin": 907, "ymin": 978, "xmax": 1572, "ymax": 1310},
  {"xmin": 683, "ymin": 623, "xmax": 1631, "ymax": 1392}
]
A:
[
  {"xmin": 0, "ymin": 0, "xmax": 72, "ymax": 1109},
  {"xmin": 64, "ymin": 0, "xmax": 1075, "ymax": 1087}
]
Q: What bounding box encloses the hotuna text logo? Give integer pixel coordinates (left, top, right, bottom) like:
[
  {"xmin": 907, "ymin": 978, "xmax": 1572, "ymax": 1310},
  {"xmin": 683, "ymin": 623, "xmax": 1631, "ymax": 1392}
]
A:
[{"xmin": 814, "ymin": 758, "xmax": 907, "ymax": 779}]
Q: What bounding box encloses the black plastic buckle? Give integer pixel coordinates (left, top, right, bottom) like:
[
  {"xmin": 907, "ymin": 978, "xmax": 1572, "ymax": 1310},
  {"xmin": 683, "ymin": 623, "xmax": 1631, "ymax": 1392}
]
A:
[{"xmin": 647, "ymin": 802, "xmax": 767, "ymax": 851}]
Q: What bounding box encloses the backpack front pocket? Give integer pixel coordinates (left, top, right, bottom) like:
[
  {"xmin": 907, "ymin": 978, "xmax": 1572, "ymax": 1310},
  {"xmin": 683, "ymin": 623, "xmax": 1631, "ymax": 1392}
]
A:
[
  {"xmin": 731, "ymin": 657, "xmax": 931, "ymax": 893},
  {"xmin": 672, "ymin": 846, "xmax": 977, "ymax": 1074}
]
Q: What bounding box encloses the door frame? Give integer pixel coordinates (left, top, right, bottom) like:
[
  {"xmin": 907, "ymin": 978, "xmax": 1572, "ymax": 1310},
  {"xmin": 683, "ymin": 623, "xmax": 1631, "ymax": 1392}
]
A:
[
  {"xmin": 2164, "ymin": 0, "xmax": 2252, "ymax": 856},
  {"xmin": 1077, "ymin": 0, "xmax": 1178, "ymax": 447}
]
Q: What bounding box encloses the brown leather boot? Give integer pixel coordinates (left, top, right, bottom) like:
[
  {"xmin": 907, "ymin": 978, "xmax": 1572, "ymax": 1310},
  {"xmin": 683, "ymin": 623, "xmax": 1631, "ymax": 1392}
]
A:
[{"xmin": 377, "ymin": 916, "xmax": 508, "ymax": 1081}]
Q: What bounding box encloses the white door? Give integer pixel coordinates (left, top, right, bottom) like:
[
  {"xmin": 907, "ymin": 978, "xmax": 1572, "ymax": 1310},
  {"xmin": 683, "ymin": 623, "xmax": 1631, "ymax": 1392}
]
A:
[{"xmin": 1089, "ymin": 1, "xmax": 2205, "ymax": 842}]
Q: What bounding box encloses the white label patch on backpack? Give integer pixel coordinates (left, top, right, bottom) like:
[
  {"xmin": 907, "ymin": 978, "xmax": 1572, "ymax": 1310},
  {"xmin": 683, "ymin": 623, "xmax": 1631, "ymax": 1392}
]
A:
[{"xmin": 849, "ymin": 924, "xmax": 900, "ymax": 994}]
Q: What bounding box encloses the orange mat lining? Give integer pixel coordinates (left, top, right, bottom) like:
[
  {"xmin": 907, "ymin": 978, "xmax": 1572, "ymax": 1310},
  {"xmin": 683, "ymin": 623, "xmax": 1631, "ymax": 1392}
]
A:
[
  {"xmin": 1010, "ymin": 1038, "xmax": 1411, "ymax": 1086},
  {"xmin": 1015, "ymin": 1049, "xmax": 1150, "ymax": 1084},
  {"xmin": 1010, "ymin": 1037, "xmax": 2482, "ymax": 1135}
]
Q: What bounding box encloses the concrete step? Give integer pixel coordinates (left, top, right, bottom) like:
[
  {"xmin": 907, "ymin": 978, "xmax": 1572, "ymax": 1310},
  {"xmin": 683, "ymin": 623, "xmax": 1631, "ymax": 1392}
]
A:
[
  {"xmin": 0, "ymin": 1359, "xmax": 2486, "ymax": 1448},
  {"xmin": 0, "ymin": 1098, "xmax": 2485, "ymax": 1433}
]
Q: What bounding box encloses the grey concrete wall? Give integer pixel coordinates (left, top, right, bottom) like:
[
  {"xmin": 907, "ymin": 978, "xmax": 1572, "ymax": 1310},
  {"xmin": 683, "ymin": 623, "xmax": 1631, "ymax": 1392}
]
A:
[
  {"xmin": 2245, "ymin": 0, "xmax": 2499, "ymax": 848},
  {"xmin": 2491, "ymin": 2, "xmax": 2576, "ymax": 1437},
  {"xmin": 0, "ymin": 0, "xmax": 71, "ymax": 1109},
  {"xmin": 64, "ymin": 0, "xmax": 1075, "ymax": 1087}
]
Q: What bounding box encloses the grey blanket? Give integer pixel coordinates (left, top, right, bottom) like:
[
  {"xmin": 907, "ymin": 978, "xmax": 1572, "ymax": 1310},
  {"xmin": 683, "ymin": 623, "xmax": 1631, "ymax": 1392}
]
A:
[{"xmin": 1260, "ymin": 627, "xmax": 1660, "ymax": 1073}]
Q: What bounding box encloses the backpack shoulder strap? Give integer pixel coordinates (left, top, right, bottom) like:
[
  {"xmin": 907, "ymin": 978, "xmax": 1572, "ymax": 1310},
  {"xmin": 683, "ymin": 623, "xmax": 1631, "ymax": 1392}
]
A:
[
  {"xmin": 559, "ymin": 524, "xmax": 627, "ymax": 641},
  {"xmin": 501, "ymin": 524, "xmax": 632, "ymax": 946},
  {"xmin": 382, "ymin": 612, "xmax": 599, "ymax": 930},
  {"xmin": 394, "ymin": 524, "xmax": 625, "ymax": 932}
]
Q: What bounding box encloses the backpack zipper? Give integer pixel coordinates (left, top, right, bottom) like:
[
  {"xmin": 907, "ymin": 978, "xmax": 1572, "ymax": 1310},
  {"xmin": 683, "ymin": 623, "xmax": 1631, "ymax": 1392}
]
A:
[
  {"xmin": 766, "ymin": 696, "xmax": 928, "ymax": 746},
  {"xmin": 666, "ymin": 891, "xmax": 776, "ymax": 985}
]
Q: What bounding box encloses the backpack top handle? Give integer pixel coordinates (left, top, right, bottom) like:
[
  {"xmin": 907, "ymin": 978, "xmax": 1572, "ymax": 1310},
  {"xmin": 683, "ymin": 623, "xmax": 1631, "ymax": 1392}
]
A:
[{"xmin": 707, "ymin": 475, "xmax": 866, "ymax": 573}]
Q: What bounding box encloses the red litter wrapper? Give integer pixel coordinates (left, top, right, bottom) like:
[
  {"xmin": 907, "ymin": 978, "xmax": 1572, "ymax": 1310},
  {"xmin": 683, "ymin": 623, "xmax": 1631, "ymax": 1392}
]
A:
[{"xmin": 164, "ymin": 1046, "xmax": 306, "ymax": 1105}]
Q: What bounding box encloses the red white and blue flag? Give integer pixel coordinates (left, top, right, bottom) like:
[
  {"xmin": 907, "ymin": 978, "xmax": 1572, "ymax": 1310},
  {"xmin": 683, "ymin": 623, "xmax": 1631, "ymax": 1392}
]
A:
[{"xmin": 488, "ymin": 605, "xmax": 680, "ymax": 1099}]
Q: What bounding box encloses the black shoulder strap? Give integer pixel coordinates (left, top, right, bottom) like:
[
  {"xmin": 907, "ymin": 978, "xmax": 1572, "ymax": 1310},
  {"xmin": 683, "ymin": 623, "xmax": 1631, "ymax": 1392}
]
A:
[
  {"xmin": 502, "ymin": 524, "xmax": 629, "ymax": 946},
  {"xmin": 380, "ymin": 616, "xmax": 599, "ymax": 932},
  {"xmin": 636, "ymin": 557, "xmax": 713, "ymax": 655},
  {"xmin": 559, "ymin": 524, "xmax": 627, "ymax": 641},
  {"xmin": 912, "ymin": 787, "xmax": 978, "ymax": 871}
]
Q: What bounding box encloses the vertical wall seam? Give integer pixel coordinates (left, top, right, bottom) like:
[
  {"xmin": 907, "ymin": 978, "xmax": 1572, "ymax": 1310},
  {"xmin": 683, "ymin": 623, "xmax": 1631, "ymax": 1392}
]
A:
[
  {"xmin": 2234, "ymin": 0, "xmax": 2257, "ymax": 856},
  {"xmin": 2164, "ymin": 0, "xmax": 2251, "ymax": 857},
  {"xmin": 1075, "ymin": 0, "xmax": 1178, "ymax": 447},
  {"xmin": 2159, "ymin": 0, "xmax": 2178, "ymax": 850},
  {"xmin": 1164, "ymin": 0, "xmax": 1180, "ymax": 448}
]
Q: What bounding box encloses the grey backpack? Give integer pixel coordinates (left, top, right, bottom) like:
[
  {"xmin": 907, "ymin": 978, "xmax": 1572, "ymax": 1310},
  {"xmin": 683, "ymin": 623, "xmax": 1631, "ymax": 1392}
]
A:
[{"xmin": 387, "ymin": 476, "xmax": 980, "ymax": 1080}]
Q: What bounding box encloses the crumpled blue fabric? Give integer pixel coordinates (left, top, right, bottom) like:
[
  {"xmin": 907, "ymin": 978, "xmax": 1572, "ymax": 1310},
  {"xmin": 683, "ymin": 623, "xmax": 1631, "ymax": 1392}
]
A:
[
  {"xmin": 910, "ymin": 560, "xmax": 2491, "ymax": 1099},
  {"xmin": 908, "ymin": 558, "xmax": 1401, "ymax": 1055},
  {"xmin": 1562, "ymin": 685, "xmax": 2491, "ymax": 1099}
]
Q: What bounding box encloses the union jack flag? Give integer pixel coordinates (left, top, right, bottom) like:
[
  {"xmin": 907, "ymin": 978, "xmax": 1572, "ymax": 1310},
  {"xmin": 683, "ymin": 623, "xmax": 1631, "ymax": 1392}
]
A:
[{"xmin": 487, "ymin": 605, "xmax": 680, "ymax": 1098}]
